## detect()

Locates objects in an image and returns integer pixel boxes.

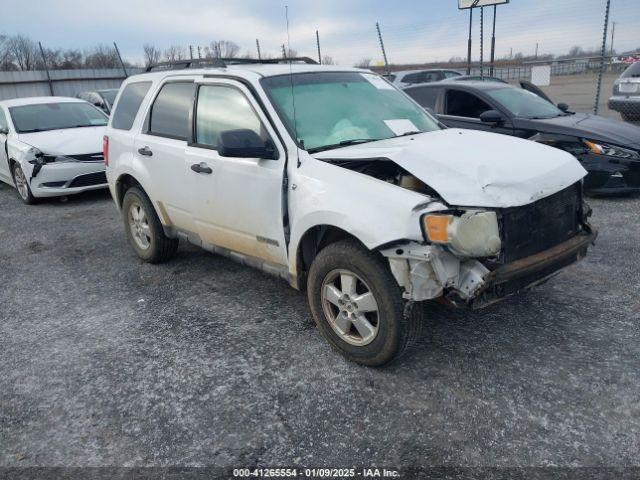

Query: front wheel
[11,163,36,205]
[122,186,178,263]
[307,240,422,366]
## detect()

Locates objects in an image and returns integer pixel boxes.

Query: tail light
[103,135,109,166]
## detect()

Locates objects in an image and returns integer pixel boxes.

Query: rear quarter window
[111,81,152,130]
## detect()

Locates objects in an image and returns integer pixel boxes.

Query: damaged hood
[17,126,106,156]
[313,129,586,208]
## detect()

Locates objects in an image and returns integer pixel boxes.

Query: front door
[185,80,288,267]
[440,88,514,136]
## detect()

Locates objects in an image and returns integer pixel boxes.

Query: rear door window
[111,81,152,130]
[445,89,492,118]
[148,82,196,140]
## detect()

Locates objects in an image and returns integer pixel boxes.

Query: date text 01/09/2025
[232,467,401,477]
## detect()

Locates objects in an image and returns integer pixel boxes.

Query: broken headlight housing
[584,140,640,160]
[422,211,502,258]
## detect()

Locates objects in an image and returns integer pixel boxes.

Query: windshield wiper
[394,131,423,138]
[308,138,382,153]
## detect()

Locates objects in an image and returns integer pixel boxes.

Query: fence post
[479,7,484,78]
[256,39,262,60]
[376,22,391,76]
[316,30,322,64]
[594,0,611,115]
[113,42,128,78]
[466,8,473,75]
[37,42,54,96]
[490,5,497,76]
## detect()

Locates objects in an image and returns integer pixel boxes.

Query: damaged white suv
[105,62,596,366]
[0,97,108,204]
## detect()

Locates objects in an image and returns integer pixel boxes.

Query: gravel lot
[0,182,639,475]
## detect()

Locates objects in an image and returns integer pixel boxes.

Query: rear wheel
[11,163,36,205]
[307,239,422,366]
[122,186,178,263]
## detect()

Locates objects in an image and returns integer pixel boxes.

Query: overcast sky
[3,0,639,65]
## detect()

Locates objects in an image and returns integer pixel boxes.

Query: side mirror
[480,110,505,126]
[557,102,569,112]
[217,129,277,160]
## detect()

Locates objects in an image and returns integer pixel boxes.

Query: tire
[307,239,422,367]
[122,186,178,263]
[11,163,36,205]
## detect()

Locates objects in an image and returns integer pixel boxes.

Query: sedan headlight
[422,211,501,257]
[584,140,639,160]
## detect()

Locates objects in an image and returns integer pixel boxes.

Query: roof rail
[145,57,318,72]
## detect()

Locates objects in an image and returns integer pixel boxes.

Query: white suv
[104,61,596,366]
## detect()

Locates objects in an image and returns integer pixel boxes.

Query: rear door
[134,79,197,231]
[440,87,514,135]
[184,79,288,266]
[0,106,10,182]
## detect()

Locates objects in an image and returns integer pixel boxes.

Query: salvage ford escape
[104,59,596,366]
[0,97,108,204]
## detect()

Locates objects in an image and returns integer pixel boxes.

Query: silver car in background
[609,62,640,122]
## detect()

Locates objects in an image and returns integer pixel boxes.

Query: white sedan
[0,96,109,204]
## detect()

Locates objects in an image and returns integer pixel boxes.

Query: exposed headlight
[584,140,639,160]
[422,211,501,257]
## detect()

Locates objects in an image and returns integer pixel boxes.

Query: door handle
[191,162,212,174]
[138,146,153,157]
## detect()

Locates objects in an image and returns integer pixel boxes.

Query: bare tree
[354,58,371,68]
[205,40,240,59]
[7,35,38,70]
[164,45,186,62]
[143,43,162,67]
[60,49,83,69]
[84,45,119,68]
[321,55,335,65]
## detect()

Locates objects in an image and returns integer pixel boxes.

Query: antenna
[285,5,301,166]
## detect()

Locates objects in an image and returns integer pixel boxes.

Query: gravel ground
[0,182,639,475]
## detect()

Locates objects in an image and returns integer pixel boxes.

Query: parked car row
[1,59,638,367]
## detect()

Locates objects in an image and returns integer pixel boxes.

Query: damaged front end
[382,182,597,309]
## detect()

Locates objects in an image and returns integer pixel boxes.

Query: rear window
[621,62,640,78]
[111,81,152,130]
[405,86,441,110]
[148,82,195,140]
[9,103,108,133]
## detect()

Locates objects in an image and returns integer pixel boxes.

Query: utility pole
[595,0,611,114]
[610,22,616,55]
[376,22,390,76]
[282,44,287,59]
[38,41,54,96]
[316,30,322,64]
[113,42,128,78]
[256,39,262,60]
[489,4,497,76]
[466,8,473,75]
[535,42,539,59]
[189,45,194,60]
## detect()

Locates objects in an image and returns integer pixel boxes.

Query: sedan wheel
[12,164,36,204]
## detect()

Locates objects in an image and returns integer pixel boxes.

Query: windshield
[9,102,108,133]
[261,72,440,152]
[99,90,118,105]
[485,87,563,119]
[621,62,640,78]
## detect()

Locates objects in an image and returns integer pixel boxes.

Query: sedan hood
[313,129,586,208]
[17,126,106,155]
[534,113,640,149]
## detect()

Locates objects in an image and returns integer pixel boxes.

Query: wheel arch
[292,224,368,291]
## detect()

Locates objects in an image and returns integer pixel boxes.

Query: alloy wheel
[128,202,152,250]
[320,268,380,346]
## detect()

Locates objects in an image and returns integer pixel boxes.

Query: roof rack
[145,57,318,72]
